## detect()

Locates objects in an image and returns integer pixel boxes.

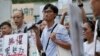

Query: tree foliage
[12,0,57,4]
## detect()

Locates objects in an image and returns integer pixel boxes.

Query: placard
[3,33,28,56]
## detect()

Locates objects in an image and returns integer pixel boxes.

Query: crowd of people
[0,0,100,56]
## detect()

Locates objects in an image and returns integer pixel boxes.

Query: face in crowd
[83,21,94,40]
[12,10,24,28]
[1,22,12,35]
[42,4,58,22]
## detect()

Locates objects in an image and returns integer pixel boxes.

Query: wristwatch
[78,3,83,7]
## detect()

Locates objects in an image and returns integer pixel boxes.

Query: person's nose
[14,17,18,21]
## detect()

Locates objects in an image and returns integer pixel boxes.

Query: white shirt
[14,22,27,33]
[84,40,100,56]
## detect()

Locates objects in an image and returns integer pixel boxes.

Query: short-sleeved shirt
[41,22,71,56]
[84,40,100,56]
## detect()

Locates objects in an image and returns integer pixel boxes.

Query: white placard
[3,33,28,56]
[28,31,40,56]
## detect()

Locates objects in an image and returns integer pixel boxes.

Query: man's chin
[15,24,19,27]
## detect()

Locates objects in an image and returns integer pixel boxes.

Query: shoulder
[57,23,64,28]
[56,24,68,34]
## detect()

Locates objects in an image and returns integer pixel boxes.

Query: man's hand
[50,32,71,49]
[62,12,67,16]
[32,25,40,36]
[50,32,57,42]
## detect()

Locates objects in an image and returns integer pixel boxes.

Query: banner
[3,33,28,56]
[28,31,40,56]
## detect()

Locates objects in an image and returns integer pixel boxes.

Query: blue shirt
[41,22,71,56]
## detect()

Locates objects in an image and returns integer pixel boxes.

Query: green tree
[12,0,57,4]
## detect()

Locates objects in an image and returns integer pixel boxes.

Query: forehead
[44,7,53,11]
[13,11,22,16]
[2,25,10,28]
[83,23,90,28]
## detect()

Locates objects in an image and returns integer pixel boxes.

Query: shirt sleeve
[56,25,71,44]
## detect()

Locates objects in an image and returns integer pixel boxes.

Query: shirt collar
[47,22,57,32]
[18,22,26,30]
[17,22,27,33]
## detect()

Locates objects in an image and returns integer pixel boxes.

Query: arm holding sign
[60,12,67,25]
[32,25,43,52]
[78,0,87,23]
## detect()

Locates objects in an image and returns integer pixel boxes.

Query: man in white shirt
[36,3,71,56]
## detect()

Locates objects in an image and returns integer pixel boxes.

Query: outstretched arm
[60,12,67,25]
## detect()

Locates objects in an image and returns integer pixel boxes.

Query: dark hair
[1,21,12,28]
[0,24,1,29]
[43,3,58,15]
[86,21,95,32]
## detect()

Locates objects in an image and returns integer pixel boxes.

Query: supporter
[0,21,12,36]
[83,21,100,56]
[12,10,27,33]
[35,3,71,56]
